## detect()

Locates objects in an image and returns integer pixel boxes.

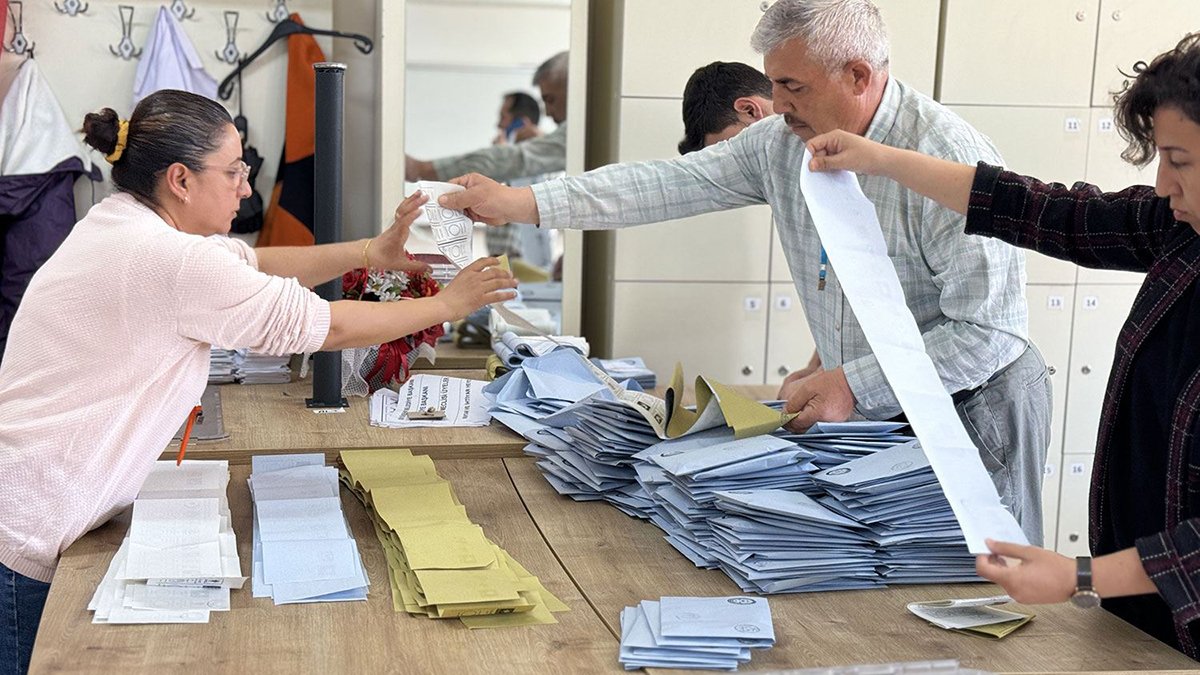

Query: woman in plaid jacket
[805,33,1200,658]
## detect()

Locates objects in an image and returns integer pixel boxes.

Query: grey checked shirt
[434,123,567,183]
[532,78,1029,419]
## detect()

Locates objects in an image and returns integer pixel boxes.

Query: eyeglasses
[202,160,251,185]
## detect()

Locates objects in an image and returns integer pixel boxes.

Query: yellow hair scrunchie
[105,120,130,164]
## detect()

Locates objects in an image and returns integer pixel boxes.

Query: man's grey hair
[751,0,889,72]
[533,51,569,86]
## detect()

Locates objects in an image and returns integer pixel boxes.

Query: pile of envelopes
[488,352,987,592]
[249,454,370,604]
[89,460,244,624]
[337,448,569,627]
[619,596,775,671]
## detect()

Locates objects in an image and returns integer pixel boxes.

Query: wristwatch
[1070,556,1102,608]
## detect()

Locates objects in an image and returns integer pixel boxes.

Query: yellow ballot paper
[337,449,570,627]
[665,363,796,439]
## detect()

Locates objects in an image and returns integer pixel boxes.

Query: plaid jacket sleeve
[1136,520,1200,628]
[965,163,1177,273]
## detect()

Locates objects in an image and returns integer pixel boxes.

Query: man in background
[406,51,568,183]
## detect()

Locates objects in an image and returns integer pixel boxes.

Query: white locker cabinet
[1026,284,1076,457]
[613,98,774,283]
[620,0,768,98]
[609,282,769,385]
[1062,284,1141,456]
[1092,0,1200,107]
[874,0,941,96]
[770,226,793,283]
[1042,452,1064,548]
[765,283,817,386]
[948,105,1090,284]
[940,0,1100,107]
[1056,453,1095,556]
[1084,107,1159,193]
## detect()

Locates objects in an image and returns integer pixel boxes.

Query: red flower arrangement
[341,254,445,392]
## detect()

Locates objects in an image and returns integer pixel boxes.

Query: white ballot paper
[370,373,491,428]
[414,180,474,269]
[908,595,1026,630]
[798,149,1026,552]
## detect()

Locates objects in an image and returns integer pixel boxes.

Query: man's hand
[441,173,540,225]
[512,119,543,142]
[368,191,433,275]
[405,154,435,182]
[976,539,1075,605]
[782,367,856,432]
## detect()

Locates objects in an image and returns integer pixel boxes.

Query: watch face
[1071,590,1102,609]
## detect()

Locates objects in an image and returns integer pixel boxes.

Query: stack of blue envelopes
[249,454,370,604]
[486,350,663,517]
[814,440,979,584]
[591,356,658,389]
[632,430,821,570]
[773,419,914,468]
[619,596,775,671]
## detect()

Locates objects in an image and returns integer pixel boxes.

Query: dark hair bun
[82,108,121,156]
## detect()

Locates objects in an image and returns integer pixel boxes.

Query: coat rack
[54,0,88,17]
[4,1,34,58]
[169,0,195,21]
[215,11,241,64]
[109,5,143,60]
[266,0,289,24]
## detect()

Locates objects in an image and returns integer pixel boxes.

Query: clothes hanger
[217,17,372,100]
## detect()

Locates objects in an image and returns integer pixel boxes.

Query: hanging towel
[0,59,96,362]
[256,14,325,248]
[132,6,218,108]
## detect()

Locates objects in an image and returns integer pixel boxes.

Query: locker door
[1062,285,1140,455]
[873,0,941,96]
[621,0,768,98]
[614,98,773,282]
[948,105,1089,284]
[765,283,817,387]
[1043,451,1063,548]
[1092,0,1200,106]
[1056,453,1095,556]
[1026,285,1076,458]
[610,281,769,385]
[940,0,1100,106]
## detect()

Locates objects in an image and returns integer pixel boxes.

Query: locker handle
[1048,365,1057,376]
[1075,10,1086,21]
[742,366,754,376]
[777,366,789,377]
[1081,365,1092,375]
[1069,533,1080,542]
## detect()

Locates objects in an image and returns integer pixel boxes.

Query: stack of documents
[369,374,491,428]
[814,440,979,584]
[492,330,589,368]
[591,356,657,389]
[249,454,369,604]
[633,431,821,570]
[208,348,238,384]
[488,305,559,337]
[89,460,245,624]
[907,595,1033,639]
[337,448,569,627]
[619,596,775,671]
[237,351,292,384]
[773,418,914,469]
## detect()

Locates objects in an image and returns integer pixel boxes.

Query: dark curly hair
[81,90,233,207]
[1113,32,1200,167]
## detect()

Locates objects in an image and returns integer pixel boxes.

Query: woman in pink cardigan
[0,89,515,673]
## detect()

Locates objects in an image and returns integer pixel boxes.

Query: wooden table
[505,457,1200,674]
[29,461,620,675]
[161,372,527,465]
[412,343,493,370]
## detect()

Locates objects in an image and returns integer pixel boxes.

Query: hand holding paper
[441,173,540,225]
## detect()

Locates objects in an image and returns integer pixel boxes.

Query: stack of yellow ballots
[338,448,568,628]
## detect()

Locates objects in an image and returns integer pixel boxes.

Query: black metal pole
[307,62,349,409]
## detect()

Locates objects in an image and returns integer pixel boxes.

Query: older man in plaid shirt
[443,0,1053,545]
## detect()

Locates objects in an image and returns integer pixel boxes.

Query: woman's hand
[369,191,433,275]
[976,538,1076,604]
[436,257,518,320]
[806,130,892,176]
